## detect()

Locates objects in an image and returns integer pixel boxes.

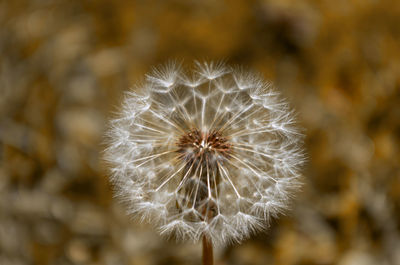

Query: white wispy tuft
[105,61,305,246]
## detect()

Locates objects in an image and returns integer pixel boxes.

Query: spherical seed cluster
[105,61,305,245]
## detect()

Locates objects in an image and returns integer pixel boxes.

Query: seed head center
[177,129,232,163]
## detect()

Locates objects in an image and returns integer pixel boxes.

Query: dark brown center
[176,129,232,164]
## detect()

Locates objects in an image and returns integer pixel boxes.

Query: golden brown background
[1,0,400,264]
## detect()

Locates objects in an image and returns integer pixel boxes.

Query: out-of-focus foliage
[0,0,399,265]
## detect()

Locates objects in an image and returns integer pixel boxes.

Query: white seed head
[105,61,305,245]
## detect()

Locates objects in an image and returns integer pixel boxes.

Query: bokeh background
[1,0,400,264]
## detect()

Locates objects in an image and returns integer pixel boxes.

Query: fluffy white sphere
[105,61,305,245]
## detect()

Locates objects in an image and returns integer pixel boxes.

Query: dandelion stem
[202,234,214,265]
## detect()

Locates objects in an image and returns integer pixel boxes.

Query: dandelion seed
[105,61,305,263]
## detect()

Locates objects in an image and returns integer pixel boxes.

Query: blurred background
[1,0,400,264]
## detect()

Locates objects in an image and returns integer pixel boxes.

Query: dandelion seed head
[105,61,305,245]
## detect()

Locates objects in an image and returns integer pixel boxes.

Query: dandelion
[105,61,305,264]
